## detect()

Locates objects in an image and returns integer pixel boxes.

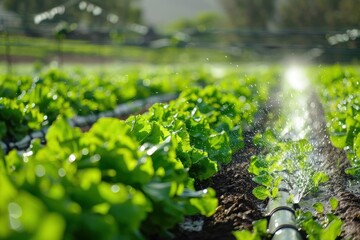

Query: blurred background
[0,0,359,65]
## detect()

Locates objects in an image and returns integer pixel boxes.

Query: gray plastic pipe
[265,191,303,240]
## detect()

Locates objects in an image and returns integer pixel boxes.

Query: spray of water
[279,64,319,203]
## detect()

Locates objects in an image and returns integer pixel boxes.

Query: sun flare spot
[285,65,309,91]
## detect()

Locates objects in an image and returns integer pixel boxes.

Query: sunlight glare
[285,65,309,91]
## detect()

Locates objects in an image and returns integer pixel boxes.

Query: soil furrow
[309,92,360,240]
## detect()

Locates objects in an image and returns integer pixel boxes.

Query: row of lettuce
[0,67,275,239]
[0,66,216,143]
[315,66,360,178]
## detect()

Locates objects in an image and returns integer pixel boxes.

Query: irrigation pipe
[1,93,178,153]
[265,190,303,240]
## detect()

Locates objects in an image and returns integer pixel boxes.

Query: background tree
[219,0,360,30]
[3,0,58,33]
[219,0,276,29]
[277,0,360,29]
[2,0,142,34]
[169,12,221,32]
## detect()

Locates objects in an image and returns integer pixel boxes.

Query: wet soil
[308,92,360,240]
[174,146,264,240]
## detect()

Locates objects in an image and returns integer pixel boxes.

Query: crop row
[0,67,275,239]
[315,66,360,178]
[1,93,178,154]
[0,66,216,143]
[234,68,345,239]
[240,129,342,239]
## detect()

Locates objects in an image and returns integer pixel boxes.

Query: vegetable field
[1,64,360,240]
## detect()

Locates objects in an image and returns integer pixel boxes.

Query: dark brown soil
[174,148,264,240]
[313,135,360,240]
[320,140,360,240]
[309,92,360,240]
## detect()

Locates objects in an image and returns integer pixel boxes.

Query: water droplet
[68,154,76,163]
[147,146,158,155]
[90,154,101,163]
[23,151,33,158]
[8,202,22,218]
[8,202,22,230]
[58,168,66,177]
[35,165,46,177]
[111,185,120,193]
[81,148,89,155]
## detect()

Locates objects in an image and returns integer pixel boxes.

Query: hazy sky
[140,0,223,27]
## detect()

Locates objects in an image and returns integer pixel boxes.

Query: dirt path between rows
[173,144,264,240]
[309,92,360,240]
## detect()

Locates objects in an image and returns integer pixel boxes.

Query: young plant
[296,197,343,240]
[233,219,268,240]
[249,129,325,201]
